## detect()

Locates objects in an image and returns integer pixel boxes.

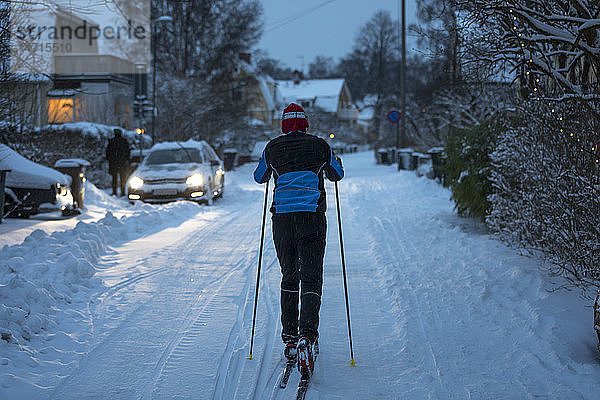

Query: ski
[279,360,296,389]
[296,376,310,400]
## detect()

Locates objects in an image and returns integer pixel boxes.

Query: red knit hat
[281,103,309,133]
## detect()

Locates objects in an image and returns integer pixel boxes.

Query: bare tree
[457,0,600,103]
[413,0,462,85]
[254,51,294,80]
[152,0,263,143]
[308,55,335,79]
[338,10,399,143]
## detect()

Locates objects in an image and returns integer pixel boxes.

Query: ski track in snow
[2,152,600,399]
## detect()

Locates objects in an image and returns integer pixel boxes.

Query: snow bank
[0,199,201,396]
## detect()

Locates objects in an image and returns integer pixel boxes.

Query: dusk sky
[258,0,420,72]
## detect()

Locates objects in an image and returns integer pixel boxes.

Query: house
[46,8,138,128]
[275,77,359,126]
[4,6,143,129]
[48,55,136,128]
[230,53,282,132]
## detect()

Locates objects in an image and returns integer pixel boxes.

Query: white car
[127,140,224,205]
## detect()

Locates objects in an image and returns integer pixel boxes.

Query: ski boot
[284,341,298,362]
[297,337,314,378]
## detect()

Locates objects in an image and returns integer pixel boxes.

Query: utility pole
[151,16,173,144]
[395,0,400,163]
[398,0,407,171]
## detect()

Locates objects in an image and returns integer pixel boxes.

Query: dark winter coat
[105,134,131,174]
[253,131,344,213]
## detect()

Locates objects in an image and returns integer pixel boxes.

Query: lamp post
[152,15,173,144]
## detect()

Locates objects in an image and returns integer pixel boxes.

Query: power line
[265,0,337,33]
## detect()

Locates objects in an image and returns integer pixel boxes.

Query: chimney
[239,52,251,64]
[293,69,303,85]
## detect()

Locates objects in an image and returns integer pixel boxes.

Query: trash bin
[428,147,446,183]
[377,148,389,165]
[388,147,398,164]
[410,152,419,170]
[0,169,10,224]
[54,159,90,209]
[397,148,413,170]
[223,149,237,171]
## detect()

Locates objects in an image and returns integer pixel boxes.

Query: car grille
[145,178,187,185]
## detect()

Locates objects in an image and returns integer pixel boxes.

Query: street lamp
[152,15,173,144]
[135,128,145,159]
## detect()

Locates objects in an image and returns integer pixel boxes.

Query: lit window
[47,98,74,123]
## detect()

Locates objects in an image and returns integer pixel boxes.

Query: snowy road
[3,152,600,399]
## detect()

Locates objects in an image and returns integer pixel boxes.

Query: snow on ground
[0,185,204,397]
[1,151,600,399]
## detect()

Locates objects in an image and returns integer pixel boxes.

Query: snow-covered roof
[358,106,374,120]
[276,79,345,113]
[256,75,277,112]
[0,144,71,189]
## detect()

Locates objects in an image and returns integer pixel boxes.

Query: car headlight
[186,174,204,186]
[129,176,144,190]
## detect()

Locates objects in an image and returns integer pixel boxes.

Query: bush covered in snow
[444,121,500,221]
[0,123,148,188]
[487,101,600,286]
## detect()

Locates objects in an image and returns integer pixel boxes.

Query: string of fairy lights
[506,1,599,165]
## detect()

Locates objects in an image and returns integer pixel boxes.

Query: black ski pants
[272,212,326,344]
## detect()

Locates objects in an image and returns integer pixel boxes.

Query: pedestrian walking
[253,103,344,378]
[105,128,131,196]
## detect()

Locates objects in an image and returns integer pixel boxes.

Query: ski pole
[248,179,269,360]
[335,180,356,366]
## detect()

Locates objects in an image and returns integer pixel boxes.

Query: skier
[105,128,131,196]
[253,103,344,378]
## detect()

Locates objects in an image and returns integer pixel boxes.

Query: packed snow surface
[0,152,599,399]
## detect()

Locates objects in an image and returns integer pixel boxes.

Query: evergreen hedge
[444,121,500,221]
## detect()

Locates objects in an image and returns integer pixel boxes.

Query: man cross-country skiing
[253,103,344,378]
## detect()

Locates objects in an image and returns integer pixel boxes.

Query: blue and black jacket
[253,132,344,213]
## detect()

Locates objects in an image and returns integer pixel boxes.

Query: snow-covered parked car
[127,140,224,205]
[0,144,77,218]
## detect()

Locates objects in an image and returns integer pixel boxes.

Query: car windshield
[145,148,202,165]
